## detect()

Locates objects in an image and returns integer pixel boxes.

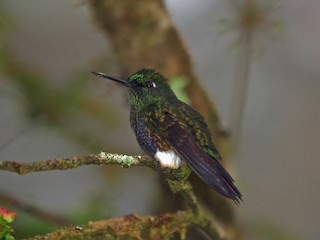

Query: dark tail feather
[165,120,242,203]
[175,140,242,203]
[216,162,243,204]
[189,154,242,204]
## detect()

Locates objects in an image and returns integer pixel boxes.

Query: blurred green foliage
[12,194,112,239]
[169,76,190,104]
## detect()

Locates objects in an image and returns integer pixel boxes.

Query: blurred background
[1,0,320,239]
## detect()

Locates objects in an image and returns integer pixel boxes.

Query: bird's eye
[146,82,156,88]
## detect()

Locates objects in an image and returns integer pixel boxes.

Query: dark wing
[154,105,242,203]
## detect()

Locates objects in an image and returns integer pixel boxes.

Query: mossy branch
[23,211,221,240]
[0,154,222,239]
[0,152,157,175]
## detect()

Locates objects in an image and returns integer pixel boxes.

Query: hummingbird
[93,69,242,203]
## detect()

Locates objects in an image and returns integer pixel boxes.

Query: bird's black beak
[92,71,130,87]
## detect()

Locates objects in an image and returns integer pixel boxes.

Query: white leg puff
[155,150,181,169]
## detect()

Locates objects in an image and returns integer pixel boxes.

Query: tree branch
[1,154,222,239]
[23,211,221,240]
[0,152,158,175]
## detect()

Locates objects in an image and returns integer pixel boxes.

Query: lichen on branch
[0,152,157,175]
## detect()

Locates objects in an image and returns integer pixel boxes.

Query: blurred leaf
[13,211,58,239]
[13,194,112,238]
[169,76,190,104]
